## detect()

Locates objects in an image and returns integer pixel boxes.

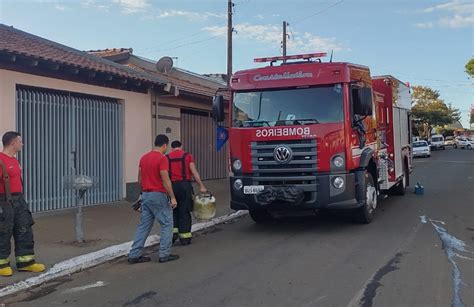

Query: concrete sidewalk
[0,178,232,288]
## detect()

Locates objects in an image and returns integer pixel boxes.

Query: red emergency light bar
[254,52,327,63]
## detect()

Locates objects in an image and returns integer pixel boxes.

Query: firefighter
[128,134,179,264]
[168,140,207,245]
[0,131,45,277]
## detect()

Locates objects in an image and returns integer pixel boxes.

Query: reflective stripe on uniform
[179,232,192,239]
[0,258,10,265]
[16,255,35,263]
[173,228,179,234]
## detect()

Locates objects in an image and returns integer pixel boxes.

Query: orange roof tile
[0,24,164,84]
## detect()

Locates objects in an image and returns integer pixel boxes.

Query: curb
[0,210,248,298]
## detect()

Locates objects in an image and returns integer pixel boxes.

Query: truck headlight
[332,155,345,168]
[233,159,242,171]
[332,176,345,189]
[233,179,243,190]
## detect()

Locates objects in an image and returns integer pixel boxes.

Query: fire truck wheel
[249,209,274,224]
[355,172,377,224]
[394,166,408,196]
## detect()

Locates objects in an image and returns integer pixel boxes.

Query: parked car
[453,137,474,149]
[412,140,431,157]
[430,134,445,150]
[444,136,455,146]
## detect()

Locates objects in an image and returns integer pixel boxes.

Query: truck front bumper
[230,172,363,211]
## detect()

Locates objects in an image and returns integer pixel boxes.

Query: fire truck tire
[392,161,408,196]
[249,209,274,224]
[354,172,377,224]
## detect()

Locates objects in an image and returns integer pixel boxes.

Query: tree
[447,103,461,122]
[466,58,474,78]
[411,86,461,137]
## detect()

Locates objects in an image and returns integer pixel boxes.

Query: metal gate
[180,109,228,180]
[16,86,123,212]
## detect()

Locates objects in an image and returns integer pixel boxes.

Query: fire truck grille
[250,139,317,194]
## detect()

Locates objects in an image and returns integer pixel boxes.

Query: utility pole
[282,21,288,62]
[227,0,234,86]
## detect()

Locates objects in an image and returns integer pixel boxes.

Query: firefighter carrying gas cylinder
[167,140,207,245]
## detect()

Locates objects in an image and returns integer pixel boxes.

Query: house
[0,25,230,212]
[88,49,229,184]
[0,24,168,212]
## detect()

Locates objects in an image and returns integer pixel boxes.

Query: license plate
[243,185,265,194]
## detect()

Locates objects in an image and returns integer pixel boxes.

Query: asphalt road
[3,147,474,307]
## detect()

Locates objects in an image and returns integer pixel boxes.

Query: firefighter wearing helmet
[167,140,207,245]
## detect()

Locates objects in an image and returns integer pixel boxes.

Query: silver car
[412,141,431,158]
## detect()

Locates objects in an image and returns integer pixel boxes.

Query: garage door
[180,109,228,180]
[16,86,123,212]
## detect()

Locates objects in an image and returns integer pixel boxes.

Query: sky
[1,0,473,127]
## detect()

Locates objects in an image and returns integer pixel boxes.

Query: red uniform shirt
[168,149,194,182]
[0,152,23,194]
[139,151,169,193]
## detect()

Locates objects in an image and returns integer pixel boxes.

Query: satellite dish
[156,56,174,73]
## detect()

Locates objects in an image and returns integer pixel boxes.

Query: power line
[146,30,208,50]
[429,84,474,88]
[374,66,472,84]
[152,35,222,52]
[291,0,344,25]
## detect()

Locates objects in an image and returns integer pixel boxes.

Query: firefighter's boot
[0,259,12,277]
[179,233,192,246]
[0,266,13,277]
[16,255,46,273]
[17,263,45,273]
[173,228,179,243]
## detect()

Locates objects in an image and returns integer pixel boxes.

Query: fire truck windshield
[232,84,343,127]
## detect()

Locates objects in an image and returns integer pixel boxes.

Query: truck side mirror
[352,87,373,116]
[212,95,225,122]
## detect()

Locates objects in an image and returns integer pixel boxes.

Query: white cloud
[203,23,343,53]
[423,0,474,14]
[156,9,225,20]
[81,0,147,14]
[255,14,264,20]
[414,22,434,29]
[31,0,69,10]
[81,0,111,11]
[205,12,227,19]
[419,0,473,29]
[202,25,227,37]
[290,32,342,53]
[112,0,149,14]
[439,14,474,28]
[79,1,225,18]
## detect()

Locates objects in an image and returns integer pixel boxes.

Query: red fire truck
[213,53,412,223]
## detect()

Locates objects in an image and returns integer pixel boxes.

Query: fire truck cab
[213,53,412,224]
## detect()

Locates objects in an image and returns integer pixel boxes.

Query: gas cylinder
[414,182,424,195]
[193,192,216,220]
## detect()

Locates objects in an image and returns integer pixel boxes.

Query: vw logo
[273,145,293,164]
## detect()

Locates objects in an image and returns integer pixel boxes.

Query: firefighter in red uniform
[168,140,207,245]
[0,131,45,277]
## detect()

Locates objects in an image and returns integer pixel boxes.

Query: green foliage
[437,127,455,137]
[411,86,461,137]
[466,58,474,78]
